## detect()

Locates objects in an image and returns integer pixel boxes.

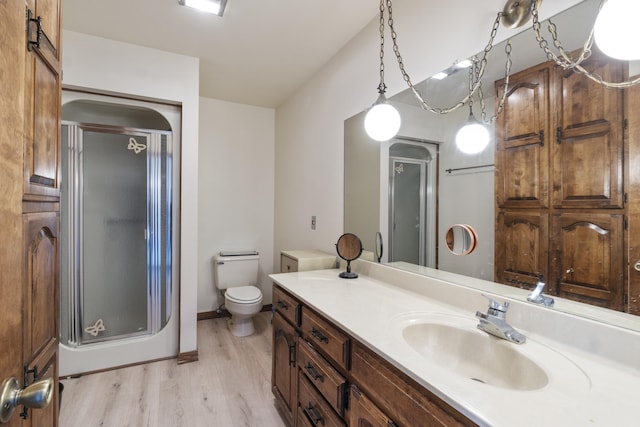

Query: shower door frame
[62,122,173,346]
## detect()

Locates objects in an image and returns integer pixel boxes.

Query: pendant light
[593,0,640,61]
[364,0,401,142]
[455,64,489,154]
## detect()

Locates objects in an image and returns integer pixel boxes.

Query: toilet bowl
[224,285,263,336]
[213,252,264,337]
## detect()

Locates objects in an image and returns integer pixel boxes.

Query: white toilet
[213,251,264,337]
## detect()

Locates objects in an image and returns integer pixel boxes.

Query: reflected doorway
[388,141,438,267]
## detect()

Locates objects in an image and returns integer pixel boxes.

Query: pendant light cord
[377,0,387,95]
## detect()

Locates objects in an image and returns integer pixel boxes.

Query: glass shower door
[389,159,425,265]
[81,131,148,342]
[61,123,172,346]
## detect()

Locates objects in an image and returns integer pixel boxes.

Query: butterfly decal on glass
[128,137,147,154]
[85,318,106,337]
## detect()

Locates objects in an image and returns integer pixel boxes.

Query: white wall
[62,30,200,355]
[198,97,275,312]
[274,0,582,268]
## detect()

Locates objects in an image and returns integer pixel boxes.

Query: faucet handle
[482,294,509,313]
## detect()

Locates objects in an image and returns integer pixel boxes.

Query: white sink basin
[391,312,590,392]
[403,322,547,390]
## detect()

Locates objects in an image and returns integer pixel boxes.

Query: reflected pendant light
[594,0,640,60]
[455,63,489,154]
[455,113,490,154]
[364,0,401,142]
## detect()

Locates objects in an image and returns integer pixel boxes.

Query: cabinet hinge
[556,127,562,144]
[539,130,544,146]
[624,294,629,305]
[624,193,628,204]
[624,219,628,230]
[624,118,629,130]
[26,8,42,52]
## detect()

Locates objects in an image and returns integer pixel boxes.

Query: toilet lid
[226,286,262,303]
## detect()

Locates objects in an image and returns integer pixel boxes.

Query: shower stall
[59,92,180,376]
[387,140,438,267]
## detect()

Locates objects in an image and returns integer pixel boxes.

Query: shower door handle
[0,377,53,423]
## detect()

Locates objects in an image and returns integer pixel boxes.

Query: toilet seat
[225,286,262,304]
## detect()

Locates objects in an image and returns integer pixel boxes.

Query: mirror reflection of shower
[387,140,438,267]
[60,99,174,346]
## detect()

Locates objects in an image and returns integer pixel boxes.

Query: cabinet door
[272,312,297,426]
[24,0,62,199]
[349,385,397,427]
[551,212,624,309]
[553,54,624,209]
[22,211,60,426]
[495,63,550,209]
[495,210,549,290]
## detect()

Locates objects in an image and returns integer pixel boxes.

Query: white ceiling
[62,0,377,108]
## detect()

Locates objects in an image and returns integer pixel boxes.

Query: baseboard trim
[197,304,273,321]
[177,350,198,365]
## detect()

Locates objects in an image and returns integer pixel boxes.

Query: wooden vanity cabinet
[271,284,477,427]
[272,307,299,426]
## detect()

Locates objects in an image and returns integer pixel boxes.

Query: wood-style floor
[59,312,285,427]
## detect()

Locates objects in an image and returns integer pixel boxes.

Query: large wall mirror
[344,0,640,331]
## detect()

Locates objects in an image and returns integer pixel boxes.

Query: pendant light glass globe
[594,0,640,60]
[364,96,401,142]
[455,114,490,154]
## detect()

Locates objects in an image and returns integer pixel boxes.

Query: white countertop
[270,266,640,427]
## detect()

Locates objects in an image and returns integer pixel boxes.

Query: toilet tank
[213,251,260,290]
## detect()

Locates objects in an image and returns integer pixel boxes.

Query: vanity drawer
[273,285,300,326]
[298,373,346,427]
[300,308,350,370]
[296,406,314,427]
[298,339,347,416]
[280,253,299,273]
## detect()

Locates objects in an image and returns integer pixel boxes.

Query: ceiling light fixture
[364,0,401,142]
[179,0,227,16]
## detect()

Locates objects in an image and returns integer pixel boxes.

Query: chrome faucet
[527,278,554,307]
[475,295,526,344]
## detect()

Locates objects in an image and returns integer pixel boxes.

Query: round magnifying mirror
[336,233,363,279]
[374,231,383,263]
[445,224,478,256]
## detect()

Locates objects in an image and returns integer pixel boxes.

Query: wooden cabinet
[280,250,337,273]
[495,62,551,209]
[271,284,475,427]
[272,311,298,427]
[495,210,549,290]
[1,0,61,425]
[495,51,628,311]
[551,212,624,309]
[553,55,624,209]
